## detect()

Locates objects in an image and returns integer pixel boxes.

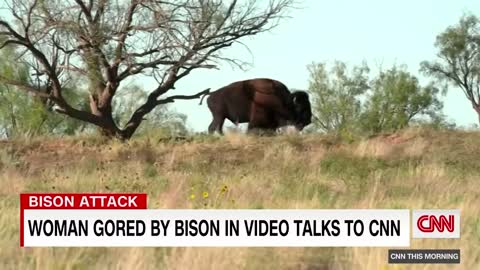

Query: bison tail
[199,91,211,105]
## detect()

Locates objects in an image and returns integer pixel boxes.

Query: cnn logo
[412,210,460,238]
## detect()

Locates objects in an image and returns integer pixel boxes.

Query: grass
[0,128,479,269]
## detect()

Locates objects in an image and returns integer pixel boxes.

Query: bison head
[291,91,312,131]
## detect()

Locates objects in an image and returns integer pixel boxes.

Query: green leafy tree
[308,61,446,136]
[0,48,89,138]
[308,61,370,133]
[360,66,444,134]
[421,14,480,125]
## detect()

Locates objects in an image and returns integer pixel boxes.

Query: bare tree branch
[0,75,49,98]
[155,88,210,105]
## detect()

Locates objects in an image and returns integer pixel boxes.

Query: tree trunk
[120,98,158,140]
[471,101,480,126]
[89,92,123,139]
[476,106,480,126]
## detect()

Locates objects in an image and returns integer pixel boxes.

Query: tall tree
[421,14,480,125]
[0,0,292,139]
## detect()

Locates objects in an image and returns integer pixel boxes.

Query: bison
[202,78,312,134]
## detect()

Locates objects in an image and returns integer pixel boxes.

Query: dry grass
[0,128,479,269]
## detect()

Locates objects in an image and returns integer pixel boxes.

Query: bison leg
[247,103,276,134]
[206,94,227,135]
[208,117,225,134]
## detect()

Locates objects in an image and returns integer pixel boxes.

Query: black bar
[388,249,460,264]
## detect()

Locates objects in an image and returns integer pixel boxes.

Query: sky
[166,0,480,132]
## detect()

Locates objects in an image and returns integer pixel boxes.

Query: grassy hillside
[1,128,479,269]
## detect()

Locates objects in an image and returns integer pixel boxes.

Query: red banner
[20,193,147,210]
